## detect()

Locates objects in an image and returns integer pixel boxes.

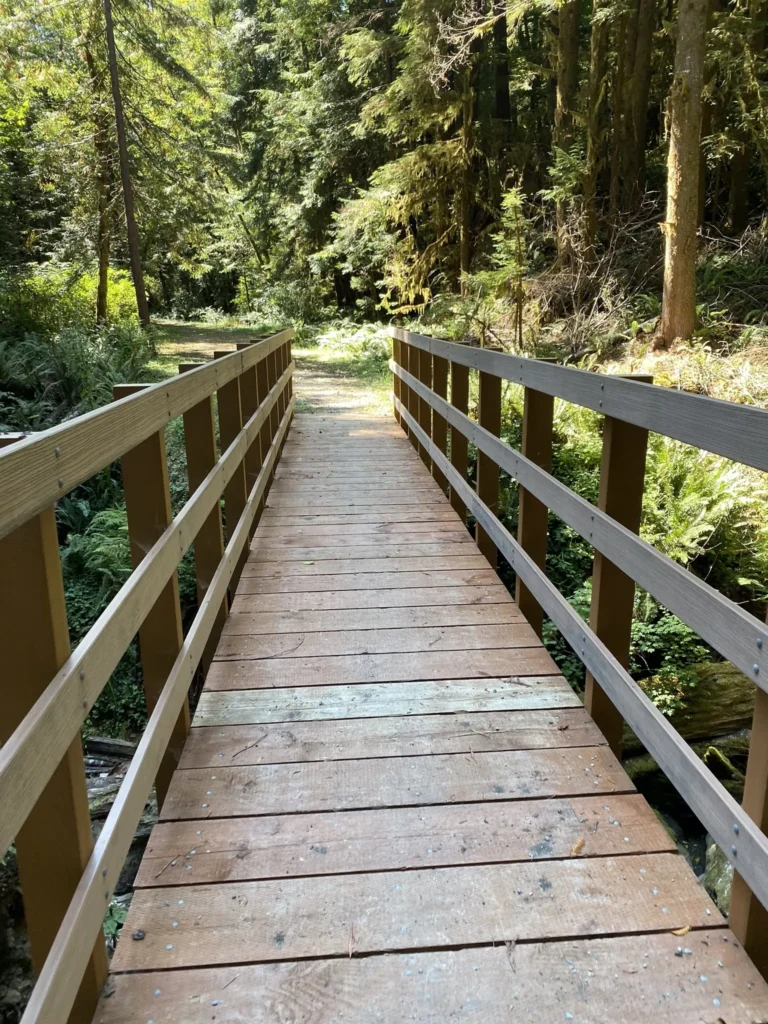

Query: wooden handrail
[390,359,768,688]
[0,328,292,541]
[390,327,768,473]
[390,330,768,973]
[21,394,295,1024]
[0,359,293,858]
[394,392,768,916]
[0,329,294,1021]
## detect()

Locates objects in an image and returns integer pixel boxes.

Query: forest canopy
[1,0,767,347]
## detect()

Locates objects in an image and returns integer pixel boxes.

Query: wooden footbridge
[2,328,768,1022]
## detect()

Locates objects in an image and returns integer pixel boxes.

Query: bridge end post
[731,627,768,979]
[0,465,108,1022]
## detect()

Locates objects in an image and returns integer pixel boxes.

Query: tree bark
[584,0,609,257]
[493,10,511,191]
[103,0,150,327]
[608,13,628,222]
[84,42,113,323]
[657,0,709,347]
[625,0,656,208]
[554,0,579,263]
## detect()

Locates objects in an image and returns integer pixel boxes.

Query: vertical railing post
[402,341,417,452]
[235,343,263,495]
[213,352,249,586]
[254,344,274,504]
[449,355,469,523]
[392,335,402,427]
[0,437,108,1023]
[583,375,651,757]
[415,343,432,470]
[286,332,294,406]
[113,384,189,807]
[515,385,554,637]
[431,352,449,495]
[731,623,768,978]
[476,361,502,566]
[179,364,229,679]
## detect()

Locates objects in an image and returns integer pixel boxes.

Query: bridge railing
[0,329,294,1023]
[390,325,768,976]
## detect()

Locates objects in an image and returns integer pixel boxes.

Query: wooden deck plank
[213,623,543,661]
[95,933,768,1024]
[236,567,500,593]
[260,509,461,524]
[194,676,580,726]
[135,793,674,888]
[246,540,476,563]
[159,746,631,820]
[230,584,512,613]
[222,603,519,636]
[112,854,718,972]
[179,707,603,768]
[204,648,561,689]
[241,555,492,576]
[254,520,468,539]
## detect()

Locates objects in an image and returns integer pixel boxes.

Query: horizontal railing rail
[389,326,768,976]
[391,327,768,472]
[0,329,294,1023]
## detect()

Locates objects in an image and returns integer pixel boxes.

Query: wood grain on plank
[97,932,768,1024]
[246,541,475,564]
[267,492,446,509]
[160,746,631,820]
[205,647,560,689]
[179,707,603,768]
[254,521,468,540]
[236,568,500,594]
[113,854,717,972]
[262,506,455,523]
[230,584,512,614]
[214,622,541,661]
[194,675,579,726]
[222,602,519,636]
[240,555,490,577]
[135,793,674,888]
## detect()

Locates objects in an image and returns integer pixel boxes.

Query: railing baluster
[235,345,263,495]
[213,352,249,586]
[516,386,554,637]
[449,357,469,522]
[0,453,107,1022]
[179,364,228,680]
[731,637,768,978]
[113,384,189,807]
[392,335,403,427]
[476,363,502,566]
[415,346,432,469]
[431,353,449,495]
[584,381,651,757]
[403,341,416,450]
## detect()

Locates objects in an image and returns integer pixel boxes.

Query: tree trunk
[84,41,113,323]
[657,0,709,347]
[584,0,609,257]
[728,143,750,233]
[554,0,579,263]
[493,10,511,193]
[625,0,656,208]
[608,13,627,222]
[103,0,150,327]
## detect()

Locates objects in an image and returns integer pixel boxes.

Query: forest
[1,0,768,963]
